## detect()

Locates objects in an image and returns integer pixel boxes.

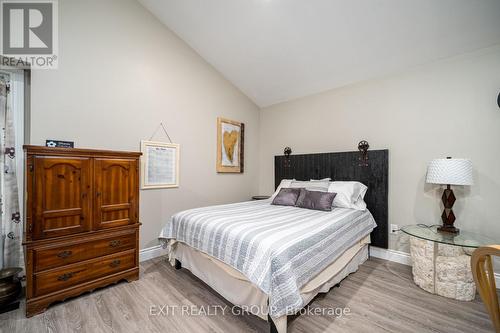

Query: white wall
[29,0,500,253]
[259,45,500,252]
[30,0,260,249]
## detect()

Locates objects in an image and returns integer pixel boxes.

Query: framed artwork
[141,140,180,189]
[216,117,244,173]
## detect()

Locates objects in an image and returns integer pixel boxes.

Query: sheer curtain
[0,78,23,270]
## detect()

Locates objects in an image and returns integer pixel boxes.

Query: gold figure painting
[217,117,244,173]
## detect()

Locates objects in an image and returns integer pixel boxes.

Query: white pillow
[289,180,330,192]
[351,198,367,211]
[271,179,294,199]
[328,181,368,210]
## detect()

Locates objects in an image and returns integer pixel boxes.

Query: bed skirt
[167,235,370,333]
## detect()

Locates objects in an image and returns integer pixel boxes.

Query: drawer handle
[109,240,122,248]
[109,260,121,268]
[57,250,72,259]
[57,272,75,281]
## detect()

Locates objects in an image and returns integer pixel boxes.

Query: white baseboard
[139,245,168,262]
[370,246,500,289]
[370,246,411,266]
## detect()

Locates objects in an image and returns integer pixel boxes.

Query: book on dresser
[23,145,141,317]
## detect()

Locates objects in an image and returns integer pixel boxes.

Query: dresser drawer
[34,249,136,297]
[33,232,136,272]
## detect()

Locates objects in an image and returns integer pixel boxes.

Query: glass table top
[400,225,497,248]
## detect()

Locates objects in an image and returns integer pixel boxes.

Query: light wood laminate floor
[0,257,495,333]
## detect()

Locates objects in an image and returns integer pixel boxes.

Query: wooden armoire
[23,146,141,317]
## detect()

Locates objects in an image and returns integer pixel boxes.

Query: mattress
[159,199,377,317]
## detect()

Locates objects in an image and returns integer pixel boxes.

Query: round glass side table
[401,225,497,301]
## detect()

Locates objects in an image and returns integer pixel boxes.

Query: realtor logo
[1,0,58,69]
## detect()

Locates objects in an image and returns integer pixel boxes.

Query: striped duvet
[159,200,376,317]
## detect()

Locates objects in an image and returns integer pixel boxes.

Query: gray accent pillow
[271,188,301,207]
[295,189,337,211]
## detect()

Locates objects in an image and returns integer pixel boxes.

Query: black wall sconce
[497,91,500,108]
[358,140,369,167]
[283,147,292,168]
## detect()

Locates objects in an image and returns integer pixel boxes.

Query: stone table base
[409,237,475,301]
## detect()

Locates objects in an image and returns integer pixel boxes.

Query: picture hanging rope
[149,122,173,143]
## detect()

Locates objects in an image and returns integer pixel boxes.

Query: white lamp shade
[426,158,473,186]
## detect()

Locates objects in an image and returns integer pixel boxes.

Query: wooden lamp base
[438,185,459,234]
[438,225,459,234]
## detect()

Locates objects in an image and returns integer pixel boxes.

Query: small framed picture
[216,117,244,173]
[141,140,180,189]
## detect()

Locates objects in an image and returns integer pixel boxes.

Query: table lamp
[426,157,473,234]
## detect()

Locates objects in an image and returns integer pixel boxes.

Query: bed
[159,149,388,333]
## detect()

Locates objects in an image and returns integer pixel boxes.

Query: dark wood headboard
[274,149,388,249]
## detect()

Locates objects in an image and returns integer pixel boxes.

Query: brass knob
[109,260,121,268]
[109,240,122,248]
[57,250,72,259]
[57,272,74,281]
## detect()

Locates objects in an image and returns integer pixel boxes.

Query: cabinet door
[33,157,92,239]
[94,159,138,230]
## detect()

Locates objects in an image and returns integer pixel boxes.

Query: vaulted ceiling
[139,0,500,107]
